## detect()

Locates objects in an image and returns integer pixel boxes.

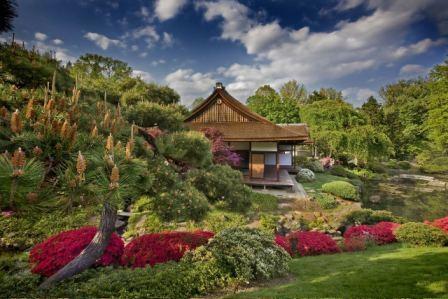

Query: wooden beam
[276,143,280,181]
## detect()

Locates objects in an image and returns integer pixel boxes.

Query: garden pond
[362,174,448,221]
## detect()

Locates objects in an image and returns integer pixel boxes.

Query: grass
[228,244,448,298]
[301,173,351,192]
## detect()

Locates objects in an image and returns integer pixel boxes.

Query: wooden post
[276,143,280,181]
[249,142,252,178]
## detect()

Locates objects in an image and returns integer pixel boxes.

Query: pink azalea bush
[275,231,340,257]
[343,221,399,251]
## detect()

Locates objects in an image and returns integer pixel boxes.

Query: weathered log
[39,201,117,289]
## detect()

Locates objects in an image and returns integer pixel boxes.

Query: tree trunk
[39,202,117,289]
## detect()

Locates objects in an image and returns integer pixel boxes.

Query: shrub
[302,159,324,173]
[397,161,411,170]
[313,192,339,209]
[125,102,185,132]
[426,216,448,233]
[322,181,358,201]
[201,128,241,167]
[156,131,212,168]
[285,231,340,256]
[201,210,248,233]
[386,160,398,168]
[250,192,278,213]
[151,182,210,222]
[342,209,406,228]
[259,213,280,234]
[344,222,399,247]
[351,168,376,180]
[296,168,315,182]
[420,156,448,174]
[274,235,292,255]
[187,165,252,212]
[29,226,124,277]
[366,161,387,173]
[121,231,214,268]
[329,165,350,177]
[183,228,290,285]
[395,222,448,247]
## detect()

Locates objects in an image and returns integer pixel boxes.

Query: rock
[369,195,381,203]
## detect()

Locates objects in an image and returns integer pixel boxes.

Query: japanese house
[185,82,311,186]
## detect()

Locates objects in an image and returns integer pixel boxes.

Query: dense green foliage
[125,102,186,131]
[395,222,448,247]
[321,181,358,201]
[313,193,339,209]
[342,209,406,228]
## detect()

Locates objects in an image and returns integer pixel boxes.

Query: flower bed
[121,230,214,268]
[275,231,340,256]
[29,226,124,277]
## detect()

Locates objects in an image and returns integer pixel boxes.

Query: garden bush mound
[183,228,290,285]
[121,231,214,268]
[301,159,324,173]
[395,222,448,247]
[296,168,315,182]
[425,216,448,233]
[29,226,124,277]
[276,231,340,256]
[342,208,406,228]
[313,193,339,209]
[322,181,358,201]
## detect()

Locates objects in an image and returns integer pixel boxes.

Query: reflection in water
[362,178,448,221]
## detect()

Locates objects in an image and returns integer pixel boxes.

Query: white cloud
[138,6,153,22]
[392,38,447,59]
[131,44,139,51]
[194,0,448,102]
[155,0,187,21]
[162,32,174,46]
[165,68,216,105]
[152,59,166,66]
[342,87,376,107]
[34,32,48,41]
[52,39,63,45]
[399,64,429,76]
[34,41,76,64]
[132,26,160,48]
[84,32,124,50]
[140,52,148,58]
[132,70,153,82]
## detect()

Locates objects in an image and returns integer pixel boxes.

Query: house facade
[185,82,311,182]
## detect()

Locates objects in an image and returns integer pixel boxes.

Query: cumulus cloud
[155,0,187,21]
[84,32,124,50]
[34,41,76,64]
[132,70,153,82]
[52,39,63,45]
[131,26,160,48]
[34,32,48,41]
[164,69,216,105]
[193,0,448,103]
[399,64,429,76]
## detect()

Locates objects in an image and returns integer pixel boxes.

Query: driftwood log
[39,202,117,289]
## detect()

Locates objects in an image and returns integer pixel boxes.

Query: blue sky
[2,0,448,106]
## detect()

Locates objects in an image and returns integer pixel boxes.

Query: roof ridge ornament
[215,82,224,89]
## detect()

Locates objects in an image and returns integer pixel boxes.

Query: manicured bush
[187,165,252,212]
[366,161,387,173]
[426,216,448,233]
[296,168,315,182]
[342,209,406,228]
[183,228,290,285]
[419,156,448,174]
[322,181,358,201]
[250,192,278,213]
[121,231,214,268]
[201,210,248,233]
[278,231,340,257]
[259,213,280,234]
[395,222,448,247]
[329,165,350,177]
[302,159,324,173]
[314,192,339,209]
[29,226,124,277]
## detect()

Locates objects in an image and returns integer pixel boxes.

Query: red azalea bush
[121,230,214,268]
[425,216,448,233]
[30,226,124,277]
[276,231,340,257]
[344,221,399,250]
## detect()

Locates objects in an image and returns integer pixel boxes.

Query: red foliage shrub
[426,216,448,233]
[29,226,124,277]
[278,231,340,257]
[274,235,292,255]
[344,236,368,252]
[201,128,241,167]
[121,230,214,268]
[343,221,399,249]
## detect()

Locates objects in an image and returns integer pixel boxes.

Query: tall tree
[308,87,344,103]
[280,80,307,103]
[0,0,17,33]
[359,96,384,127]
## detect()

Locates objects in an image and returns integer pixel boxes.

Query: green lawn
[301,173,351,192]
[228,244,448,298]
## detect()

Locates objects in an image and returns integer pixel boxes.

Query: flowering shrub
[29,226,124,277]
[425,216,448,233]
[343,221,399,249]
[201,128,241,167]
[277,231,340,257]
[121,231,214,268]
